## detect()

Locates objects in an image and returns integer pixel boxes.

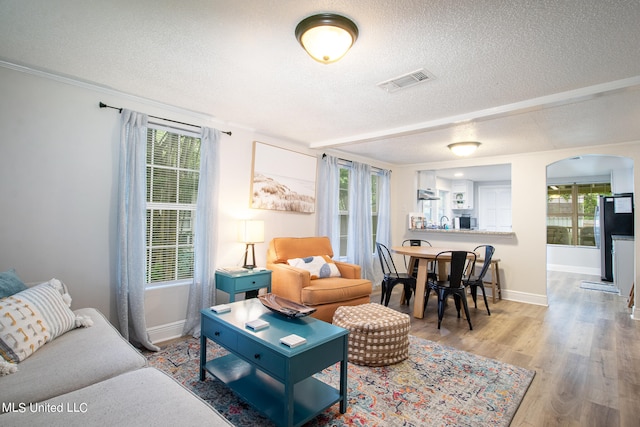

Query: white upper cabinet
[417,170,437,192]
[451,180,474,209]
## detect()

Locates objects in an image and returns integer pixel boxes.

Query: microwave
[458,217,478,229]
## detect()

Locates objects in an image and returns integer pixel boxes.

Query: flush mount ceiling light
[295,13,358,64]
[448,141,481,157]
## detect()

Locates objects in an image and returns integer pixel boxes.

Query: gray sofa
[0,307,232,426]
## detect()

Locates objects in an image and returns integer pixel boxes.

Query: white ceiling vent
[377,68,435,93]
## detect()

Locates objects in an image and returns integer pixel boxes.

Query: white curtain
[183,127,220,337]
[316,154,341,255]
[116,109,159,351]
[373,169,392,286]
[347,161,375,280]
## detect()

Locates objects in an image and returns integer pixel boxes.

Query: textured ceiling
[1,0,640,166]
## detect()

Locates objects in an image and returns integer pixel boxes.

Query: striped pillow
[0,283,78,363]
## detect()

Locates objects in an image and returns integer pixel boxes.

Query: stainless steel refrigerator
[595,194,634,282]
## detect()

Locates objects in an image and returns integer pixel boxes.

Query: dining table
[391,246,476,319]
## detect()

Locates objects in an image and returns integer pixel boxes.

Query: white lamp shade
[238,220,264,243]
[299,25,355,63]
[448,141,481,157]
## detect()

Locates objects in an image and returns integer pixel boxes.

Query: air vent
[377,68,435,93]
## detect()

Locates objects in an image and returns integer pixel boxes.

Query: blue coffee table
[200,299,348,427]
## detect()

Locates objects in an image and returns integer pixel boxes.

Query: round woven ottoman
[333,303,410,366]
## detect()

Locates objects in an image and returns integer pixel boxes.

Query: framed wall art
[250,141,317,213]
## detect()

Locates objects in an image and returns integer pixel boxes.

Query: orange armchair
[266,236,372,322]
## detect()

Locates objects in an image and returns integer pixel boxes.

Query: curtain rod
[322,153,390,173]
[99,102,232,136]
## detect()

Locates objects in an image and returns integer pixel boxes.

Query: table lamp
[238,220,264,269]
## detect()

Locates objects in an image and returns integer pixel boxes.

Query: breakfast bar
[408,228,516,237]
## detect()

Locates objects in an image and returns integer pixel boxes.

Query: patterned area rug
[145,336,534,427]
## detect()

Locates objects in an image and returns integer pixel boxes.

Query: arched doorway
[546,155,634,296]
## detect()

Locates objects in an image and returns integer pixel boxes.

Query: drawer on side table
[237,334,286,380]
[202,319,237,351]
[232,274,270,292]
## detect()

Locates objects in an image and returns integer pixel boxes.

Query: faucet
[440,216,449,229]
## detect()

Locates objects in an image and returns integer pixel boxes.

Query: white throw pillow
[0,283,89,366]
[287,255,341,279]
[41,278,72,307]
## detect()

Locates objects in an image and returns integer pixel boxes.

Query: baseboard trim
[147,320,186,344]
[547,264,600,276]
[501,289,548,306]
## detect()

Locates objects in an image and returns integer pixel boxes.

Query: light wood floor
[373,271,640,427]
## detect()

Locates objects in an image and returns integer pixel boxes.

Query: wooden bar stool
[476,257,502,303]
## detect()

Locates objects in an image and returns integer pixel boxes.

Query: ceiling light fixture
[295,13,358,64]
[448,141,481,157]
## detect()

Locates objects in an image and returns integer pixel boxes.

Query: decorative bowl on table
[258,293,317,318]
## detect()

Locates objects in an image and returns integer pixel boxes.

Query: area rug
[145,336,534,427]
[580,280,619,293]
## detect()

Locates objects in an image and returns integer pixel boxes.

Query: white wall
[547,245,600,276]
[391,144,640,307]
[0,67,119,319]
[0,66,317,341]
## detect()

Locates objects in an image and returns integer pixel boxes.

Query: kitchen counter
[408,228,515,237]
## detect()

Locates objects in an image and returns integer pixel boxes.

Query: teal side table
[215,269,271,302]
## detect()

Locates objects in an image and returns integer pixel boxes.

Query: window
[421,190,451,227]
[338,166,380,257]
[146,127,201,284]
[547,183,610,246]
[436,190,449,225]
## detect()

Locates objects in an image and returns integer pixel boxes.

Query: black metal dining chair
[425,250,476,330]
[401,239,432,273]
[463,245,495,315]
[400,239,431,304]
[401,239,438,305]
[376,242,417,306]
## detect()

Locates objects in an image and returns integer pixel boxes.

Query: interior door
[478,185,512,231]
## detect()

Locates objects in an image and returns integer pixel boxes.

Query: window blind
[145,127,201,284]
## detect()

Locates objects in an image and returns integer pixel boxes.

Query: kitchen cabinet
[417,170,438,194]
[451,180,474,209]
[612,236,634,298]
